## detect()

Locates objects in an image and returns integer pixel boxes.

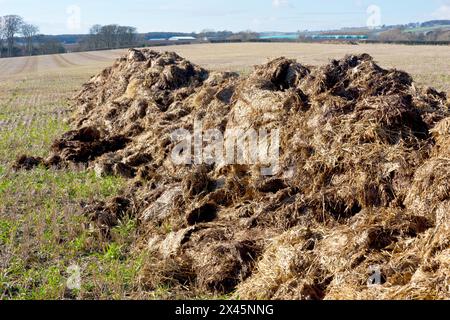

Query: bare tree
[21,23,39,56]
[3,15,24,57]
[0,17,5,58]
[228,30,258,41]
[86,24,137,50]
[100,24,119,48]
[117,26,137,46]
[88,24,103,49]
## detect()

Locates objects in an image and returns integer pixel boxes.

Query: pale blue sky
[1,0,450,34]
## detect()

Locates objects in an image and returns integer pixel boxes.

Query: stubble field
[0,42,449,299]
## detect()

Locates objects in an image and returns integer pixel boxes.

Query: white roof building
[168,36,196,41]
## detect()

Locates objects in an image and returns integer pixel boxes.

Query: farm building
[308,34,369,40]
[168,36,197,41]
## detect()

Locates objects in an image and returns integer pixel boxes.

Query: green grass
[0,166,146,299]
[0,79,144,299]
[0,121,68,162]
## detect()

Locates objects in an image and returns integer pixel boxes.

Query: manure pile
[17,49,450,299]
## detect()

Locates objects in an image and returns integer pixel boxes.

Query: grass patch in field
[0,99,143,299]
[0,119,69,163]
[0,167,144,300]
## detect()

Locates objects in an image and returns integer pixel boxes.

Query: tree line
[1,15,38,57]
[377,28,450,42]
[81,24,138,50]
[0,15,260,58]
[0,15,65,58]
[197,29,259,41]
